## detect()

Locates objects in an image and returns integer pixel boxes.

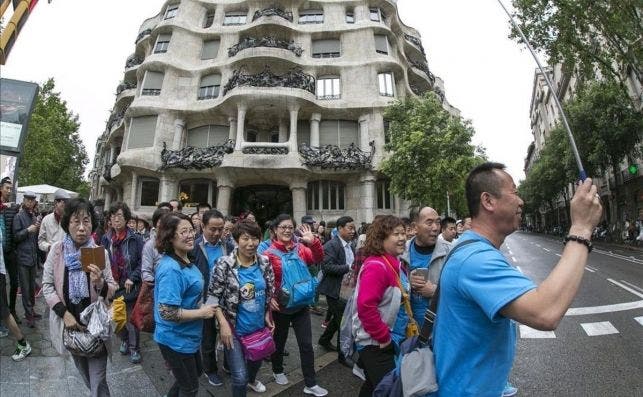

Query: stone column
[287,106,299,152]
[216,176,234,215]
[228,117,237,142]
[290,180,307,223]
[359,115,370,151]
[359,172,377,223]
[279,118,288,143]
[109,144,117,164]
[310,113,321,147]
[172,118,185,150]
[130,172,138,208]
[104,189,113,210]
[235,105,247,151]
[161,175,178,202]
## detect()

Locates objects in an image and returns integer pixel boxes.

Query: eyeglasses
[278,225,294,231]
[176,228,196,238]
[110,213,125,219]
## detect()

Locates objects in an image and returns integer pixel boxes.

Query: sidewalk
[1,293,336,396]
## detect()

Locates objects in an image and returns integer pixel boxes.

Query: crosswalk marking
[635,317,643,327]
[585,267,596,273]
[519,325,556,338]
[581,321,619,336]
[543,248,550,252]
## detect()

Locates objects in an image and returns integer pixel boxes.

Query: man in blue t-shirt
[431,162,602,396]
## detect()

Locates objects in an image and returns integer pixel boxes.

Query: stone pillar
[290,180,307,223]
[235,105,247,151]
[172,118,185,150]
[359,115,370,151]
[130,172,138,208]
[228,117,237,142]
[216,176,234,215]
[288,107,299,152]
[109,144,117,164]
[279,118,288,143]
[310,113,321,147]
[359,173,377,223]
[104,189,113,210]
[161,174,178,202]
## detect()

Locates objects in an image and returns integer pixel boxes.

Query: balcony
[135,29,152,43]
[228,36,303,57]
[125,55,143,69]
[116,81,137,95]
[252,6,293,23]
[404,33,425,55]
[160,140,234,170]
[299,142,375,170]
[223,66,315,96]
[409,59,435,85]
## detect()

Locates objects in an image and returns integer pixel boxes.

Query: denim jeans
[225,335,263,397]
[158,343,202,397]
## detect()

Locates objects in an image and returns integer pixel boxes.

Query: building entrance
[232,185,293,227]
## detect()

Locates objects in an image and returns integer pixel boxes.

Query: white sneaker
[273,372,289,385]
[352,363,366,381]
[304,385,328,396]
[248,380,266,393]
[11,341,31,362]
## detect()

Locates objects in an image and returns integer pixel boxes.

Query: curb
[262,352,338,396]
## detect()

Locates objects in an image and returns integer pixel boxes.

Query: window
[376,179,394,209]
[201,40,220,60]
[179,180,213,207]
[164,4,178,20]
[128,115,158,149]
[139,178,160,206]
[320,120,358,148]
[369,7,385,22]
[345,11,354,24]
[203,10,215,28]
[378,72,395,97]
[154,33,171,53]
[141,71,164,96]
[299,9,323,24]
[374,34,389,55]
[312,39,340,58]
[198,74,221,100]
[270,132,279,143]
[246,130,257,142]
[187,125,228,148]
[307,181,345,210]
[316,76,340,100]
[224,11,247,25]
[297,120,311,146]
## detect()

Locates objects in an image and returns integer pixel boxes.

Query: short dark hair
[203,209,225,225]
[466,162,506,217]
[109,201,132,221]
[1,177,11,186]
[197,202,211,210]
[152,207,170,228]
[336,216,354,229]
[155,212,193,254]
[191,212,200,220]
[401,217,412,226]
[231,219,262,241]
[169,199,183,210]
[441,216,456,231]
[61,198,98,234]
[157,202,172,210]
[274,213,294,228]
[362,215,405,257]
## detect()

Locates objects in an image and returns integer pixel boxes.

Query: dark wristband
[563,235,593,253]
[52,302,67,318]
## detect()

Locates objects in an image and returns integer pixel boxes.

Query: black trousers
[318,296,346,358]
[18,265,36,318]
[201,317,219,374]
[357,344,396,397]
[270,308,316,387]
[158,343,203,397]
[3,252,19,315]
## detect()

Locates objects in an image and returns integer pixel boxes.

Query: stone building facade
[89,0,454,225]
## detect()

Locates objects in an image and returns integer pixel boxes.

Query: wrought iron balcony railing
[404,33,425,55]
[160,140,234,170]
[228,36,303,57]
[252,6,293,22]
[299,142,375,170]
[223,66,315,95]
[135,29,152,43]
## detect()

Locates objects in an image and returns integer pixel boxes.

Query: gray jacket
[400,236,452,285]
[12,207,39,267]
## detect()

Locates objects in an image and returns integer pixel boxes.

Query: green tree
[18,78,89,193]
[510,0,642,86]
[380,93,485,216]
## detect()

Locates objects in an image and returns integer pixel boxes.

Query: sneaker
[248,380,266,393]
[11,341,31,362]
[303,385,328,396]
[206,372,223,387]
[273,372,289,385]
[321,320,328,329]
[503,382,518,397]
[0,325,8,338]
[129,350,141,364]
[119,341,128,355]
[352,364,366,381]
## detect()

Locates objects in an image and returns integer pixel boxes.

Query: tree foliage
[18,78,89,193]
[380,93,485,216]
[510,0,642,86]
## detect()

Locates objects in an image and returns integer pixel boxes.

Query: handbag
[63,328,105,357]
[237,327,276,362]
[131,281,155,332]
[382,256,419,338]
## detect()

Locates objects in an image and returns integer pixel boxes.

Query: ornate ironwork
[135,29,152,43]
[404,33,425,55]
[252,6,293,22]
[299,141,375,170]
[228,36,303,57]
[106,107,127,131]
[242,146,289,155]
[160,140,234,170]
[433,87,445,103]
[102,161,115,182]
[116,81,137,95]
[125,55,143,68]
[409,60,436,84]
[223,66,315,95]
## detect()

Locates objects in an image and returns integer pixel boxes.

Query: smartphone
[80,246,106,272]
[411,268,429,281]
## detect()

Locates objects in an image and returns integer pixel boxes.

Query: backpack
[268,245,318,310]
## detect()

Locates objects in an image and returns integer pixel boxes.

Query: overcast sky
[2,0,537,183]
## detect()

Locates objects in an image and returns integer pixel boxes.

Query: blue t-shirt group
[235,262,267,336]
[408,239,433,326]
[432,231,536,396]
[204,242,223,272]
[154,255,204,354]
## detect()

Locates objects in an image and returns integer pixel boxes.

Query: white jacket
[38,212,64,253]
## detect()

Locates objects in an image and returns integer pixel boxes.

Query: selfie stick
[496,0,587,181]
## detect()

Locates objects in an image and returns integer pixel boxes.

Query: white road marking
[565,300,643,316]
[635,317,643,327]
[585,267,596,273]
[519,325,556,339]
[542,248,551,252]
[516,266,523,273]
[607,279,643,299]
[620,280,643,294]
[508,250,513,255]
[581,321,619,336]
[536,244,541,248]
[555,254,562,257]
[511,256,517,262]
[594,249,643,264]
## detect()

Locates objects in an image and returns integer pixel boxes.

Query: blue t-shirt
[408,239,433,326]
[154,255,204,354]
[257,239,271,255]
[204,242,223,272]
[235,263,267,336]
[390,270,411,347]
[432,231,536,397]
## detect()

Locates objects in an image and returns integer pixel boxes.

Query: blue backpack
[268,246,318,310]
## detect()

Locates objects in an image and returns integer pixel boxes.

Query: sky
[1,0,537,183]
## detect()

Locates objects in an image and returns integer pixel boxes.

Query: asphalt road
[283,232,643,396]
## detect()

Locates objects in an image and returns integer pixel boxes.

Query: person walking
[0,177,21,327]
[38,189,70,253]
